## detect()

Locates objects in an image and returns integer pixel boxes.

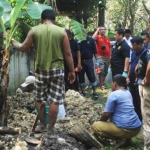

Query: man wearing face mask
[92,26,111,89]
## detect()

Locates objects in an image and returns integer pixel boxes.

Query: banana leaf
[27,2,52,20]
[69,20,86,41]
[10,0,26,30]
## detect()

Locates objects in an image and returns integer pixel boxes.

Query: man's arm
[62,31,75,83]
[124,57,129,72]
[11,29,33,52]
[142,61,150,85]
[92,27,100,40]
[100,112,112,121]
[76,51,82,71]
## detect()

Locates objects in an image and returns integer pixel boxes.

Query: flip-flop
[101,84,106,90]
[25,137,41,145]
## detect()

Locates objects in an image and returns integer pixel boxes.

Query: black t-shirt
[111,40,130,74]
[70,39,80,60]
[79,36,97,59]
[64,38,80,67]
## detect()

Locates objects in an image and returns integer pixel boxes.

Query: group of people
[10,9,150,149]
[92,24,150,149]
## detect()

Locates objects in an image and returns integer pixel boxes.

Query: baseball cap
[21,76,35,87]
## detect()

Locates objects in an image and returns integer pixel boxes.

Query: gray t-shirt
[105,89,141,129]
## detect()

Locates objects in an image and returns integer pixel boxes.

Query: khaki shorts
[98,56,110,76]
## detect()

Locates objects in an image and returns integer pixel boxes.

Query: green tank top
[32,23,65,71]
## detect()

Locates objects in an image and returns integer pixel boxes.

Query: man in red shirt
[92,26,111,89]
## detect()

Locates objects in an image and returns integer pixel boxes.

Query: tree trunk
[0,46,10,126]
[69,122,103,148]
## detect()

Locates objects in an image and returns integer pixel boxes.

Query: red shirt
[95,35,111,58]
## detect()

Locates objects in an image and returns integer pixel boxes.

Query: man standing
[124,29,132,48]
[78,36,98,99]
[111,28,130,77]
[127,36,145,122]
[64,29,81,92]
[136,20,150,149]
[91,75,141,149]
[92,26,111,89]
[11,9,75,130]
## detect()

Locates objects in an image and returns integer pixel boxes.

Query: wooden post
[98,0,106,26]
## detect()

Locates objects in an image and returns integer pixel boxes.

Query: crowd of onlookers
[65,21,150,149]
[2,9,150,149]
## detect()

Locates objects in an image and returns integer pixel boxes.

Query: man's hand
[142,77,150,85]
[68,72,76,84]
[126,77,130,84]
[77,63,82,72]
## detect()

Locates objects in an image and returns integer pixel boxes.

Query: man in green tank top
[11,9,75,131]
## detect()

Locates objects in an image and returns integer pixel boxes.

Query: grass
[83,84,144,150]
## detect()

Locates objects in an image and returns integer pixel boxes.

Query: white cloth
[57,104,66,119]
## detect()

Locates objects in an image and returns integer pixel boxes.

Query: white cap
[21,76,35,87]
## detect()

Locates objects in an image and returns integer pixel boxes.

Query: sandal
[101,84,106,90]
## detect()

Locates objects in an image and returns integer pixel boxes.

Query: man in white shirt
[123,29,132,48]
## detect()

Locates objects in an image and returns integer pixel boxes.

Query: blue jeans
[79,60,97,87]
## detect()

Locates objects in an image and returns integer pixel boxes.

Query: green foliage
[27,2,52,20]
[69,20,86,41]
[10,0,26,30]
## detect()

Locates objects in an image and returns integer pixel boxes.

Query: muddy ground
[0,90,107,150]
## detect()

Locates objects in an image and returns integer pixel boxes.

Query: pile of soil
[1,90,105,150]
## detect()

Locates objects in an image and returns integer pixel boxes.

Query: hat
[21,76,35,87]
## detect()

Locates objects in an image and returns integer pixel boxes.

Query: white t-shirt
[123,36,132,48]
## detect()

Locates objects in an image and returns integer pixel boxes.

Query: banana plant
[0,0,53,126]
[0,0,86,126]
[69,20,86,41]
[0,0,27,126]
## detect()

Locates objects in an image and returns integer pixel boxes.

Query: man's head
[21,76,35,92]
[114,28,125,43]
[143,33,150,47]
[41,9,56,23]
[124,29,131,39]
[98,26,106,36]
[65,29,73,39]
[112,74,127,91]
[131,36,143,52]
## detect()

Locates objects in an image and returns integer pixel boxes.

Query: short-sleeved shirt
[69,39,80,63]
[137,49,150,84]
[130,48,145,77]
[95,35,111,58]
[79,36,97,59]
[111,40,130,74]
[105,89,141,129]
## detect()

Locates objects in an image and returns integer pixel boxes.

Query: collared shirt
[95,35,111,58]
[105,89,142,129]
[130,48,146,76]
[111,40,130,73]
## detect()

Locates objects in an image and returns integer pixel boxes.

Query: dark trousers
[128,76,142,121]
[78,60,96,86]
[64,62,79,92]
